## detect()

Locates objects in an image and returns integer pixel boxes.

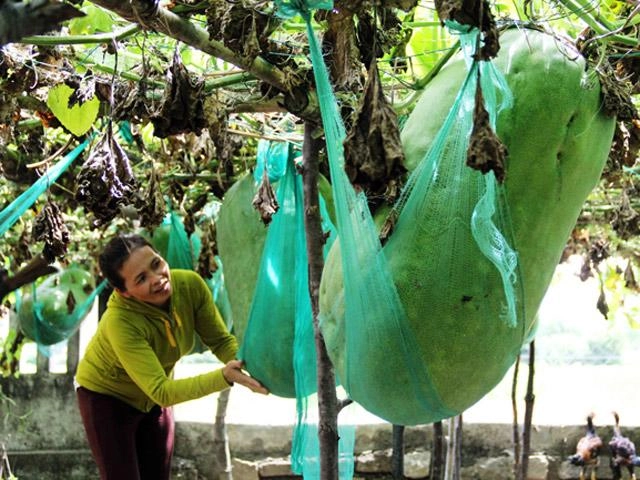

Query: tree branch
[88,0,321,122]
[0,0,84,47]
[88,0,288,91]
[0,254,57,303]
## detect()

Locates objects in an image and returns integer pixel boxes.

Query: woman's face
[117,246,172,307]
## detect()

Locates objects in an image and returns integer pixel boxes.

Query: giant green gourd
[217,173,270,345]
[217,170,335,397]
[318,28,616,424]
[19,267,96,345]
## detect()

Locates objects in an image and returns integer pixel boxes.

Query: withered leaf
[597,282,609,319]
[611,189,640,239]
[134,167,166,230]
[197,221,219,280]
[466,79,507,183]
[66,290,77,315]
[113,81,151,122]
[624,260,637,290]
[151,50,205,138]
[205,96,241,178]
[32,200,70,262]
[252,167,279,225]
[75,123,137,227]
[344,61,406,206]
[579,255,593,281]
[434,0,500,59]
[66,71,96,108]
[589,239,609,266]
[206,2,279,58]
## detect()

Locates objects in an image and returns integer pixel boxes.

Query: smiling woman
[74,233,268,480]
[113,243,173,308]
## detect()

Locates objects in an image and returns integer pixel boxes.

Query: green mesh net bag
[0,138,90,236]
[149,210,202,271]
[319,26,617,425]
[18,266,107,347]
[238,141,337,398]
[223,138,353,479]
[274,0,455,426]
[149,210,233,335]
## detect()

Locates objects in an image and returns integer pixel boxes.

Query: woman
[75,233,267,480]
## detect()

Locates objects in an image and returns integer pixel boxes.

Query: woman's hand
[222,359,269,395]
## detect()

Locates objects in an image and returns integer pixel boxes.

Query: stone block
[527,453,549,480]
[258,457,297,477]
[355,448,392,473]
[232,458,260,480]
[461,455,513,480]
[404,449,431,479]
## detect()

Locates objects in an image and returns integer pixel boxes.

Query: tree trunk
[444,415,462,480]
[430,421,445,480]
[392,424,405,479]
[0,0,83,46]
[213,389,232,480]
[0,254,57,375]
[1,442,16,479]
[444,417,454,480]
[302,121,340,480]
[453,415,462,480]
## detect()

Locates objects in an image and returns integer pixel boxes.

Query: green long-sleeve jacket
[75,269,238,412]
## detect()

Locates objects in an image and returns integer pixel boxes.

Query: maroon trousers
[76,386,175,480]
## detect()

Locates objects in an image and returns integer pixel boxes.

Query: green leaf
[68,3,114,35]
[46,84,99,137]
[405,13,450,79]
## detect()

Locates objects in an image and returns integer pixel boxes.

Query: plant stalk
[19,23,141,45]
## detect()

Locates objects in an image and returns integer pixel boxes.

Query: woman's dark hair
[99,234,155,291]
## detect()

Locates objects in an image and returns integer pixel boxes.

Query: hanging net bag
[149,209,234,338]
[319,22,520,425]
[273,0,455,425]
[320,25,618,425]
[0,138,90,235]
[218,138,354,479]
[238,141,305,397]
[149,209,202,271]
[18,266,107,347]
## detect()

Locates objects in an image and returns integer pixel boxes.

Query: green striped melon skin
[318,28,616,425]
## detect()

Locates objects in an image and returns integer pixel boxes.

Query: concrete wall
[2,370,638,479]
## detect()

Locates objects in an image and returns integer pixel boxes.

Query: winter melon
[217,173,269,345]
[318,27,616,424]
[217,170,334,397]
[19,267,96,346]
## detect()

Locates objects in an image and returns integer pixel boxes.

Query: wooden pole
[301,121,340,480]
[392,424,405,479]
